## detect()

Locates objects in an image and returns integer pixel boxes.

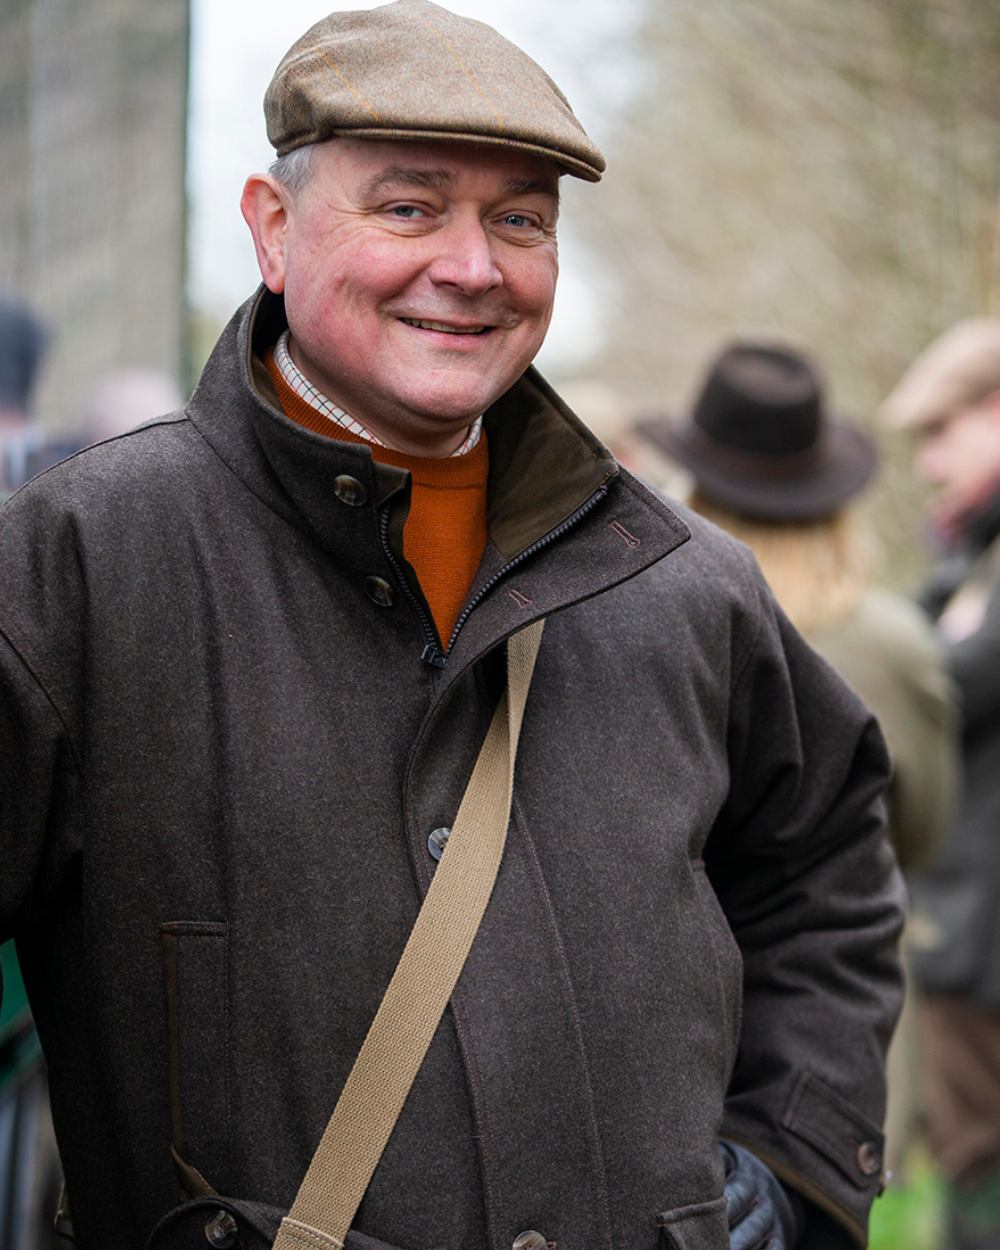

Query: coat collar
[187,287,691,671]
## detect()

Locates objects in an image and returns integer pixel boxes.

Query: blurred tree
[576,0,1000,581]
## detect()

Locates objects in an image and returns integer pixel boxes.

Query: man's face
[249,138,560,455]
[914,393,1000,521]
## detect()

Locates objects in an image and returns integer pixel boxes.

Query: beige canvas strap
[272,620,545,1250]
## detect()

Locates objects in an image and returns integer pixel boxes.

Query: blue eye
[503,214,530,228]
[391,205,424,219]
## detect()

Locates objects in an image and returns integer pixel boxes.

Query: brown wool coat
[0,290,904,1250]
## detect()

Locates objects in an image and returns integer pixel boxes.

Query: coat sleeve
[0,485,86,1014]
[0,624,83,946]
[709,575,905,1250]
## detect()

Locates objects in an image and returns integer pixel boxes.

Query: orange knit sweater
[266,353,489,645]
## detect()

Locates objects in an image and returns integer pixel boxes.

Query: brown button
[365,576,394,608]
[512,1234,548,1250]
[333,474,367,507]
[856,1141,882,1177]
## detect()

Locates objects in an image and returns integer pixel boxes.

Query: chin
[410,391,497,423]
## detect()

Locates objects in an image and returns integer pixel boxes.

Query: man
[0,4,903,1248]
[882,320,1000,1250]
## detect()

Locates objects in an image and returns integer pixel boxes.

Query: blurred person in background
[882,320,1000,1250]
[639,340,959,1177]
[78,369,183,446]
[19,369,184,486]
[0,295,48,501]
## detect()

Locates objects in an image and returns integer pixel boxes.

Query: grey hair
[268,144,315,195]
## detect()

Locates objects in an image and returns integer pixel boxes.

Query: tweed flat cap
[881,318,1000,431]
[264,0,606,181]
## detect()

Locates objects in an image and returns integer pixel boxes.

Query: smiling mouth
[400,318,492,335]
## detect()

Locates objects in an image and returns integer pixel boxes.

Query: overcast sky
[187,0,641,374]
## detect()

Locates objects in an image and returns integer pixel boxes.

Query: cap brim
[282,126,604,182]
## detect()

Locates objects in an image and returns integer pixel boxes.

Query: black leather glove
[720,1139,806,1250]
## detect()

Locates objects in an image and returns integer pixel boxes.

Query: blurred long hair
[688,489,869,636]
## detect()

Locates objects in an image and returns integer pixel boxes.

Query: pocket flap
[144,1195,284,1249]
[657,1197,727,1249]
[781,1070,885,1189]
[143,1199,437,1250]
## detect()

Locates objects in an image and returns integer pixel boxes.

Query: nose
[427,214,503,297]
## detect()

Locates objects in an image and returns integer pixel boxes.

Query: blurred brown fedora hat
[639,342,876,520]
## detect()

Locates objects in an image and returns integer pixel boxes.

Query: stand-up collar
[188,287,637,557]
[186,287,691,671]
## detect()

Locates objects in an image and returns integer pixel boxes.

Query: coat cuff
[723,1071,887,1248]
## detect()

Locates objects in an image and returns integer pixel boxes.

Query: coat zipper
[380,483,610,668]
[377,504,447,668]
[446,484,610,658]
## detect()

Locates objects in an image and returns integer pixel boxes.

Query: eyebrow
[359,166,560,203]
[360,167,454,197]
[503,176,560,202]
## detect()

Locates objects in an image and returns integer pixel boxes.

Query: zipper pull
[420,643,447,669]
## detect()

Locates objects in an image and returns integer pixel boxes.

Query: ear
[241,174,291,294]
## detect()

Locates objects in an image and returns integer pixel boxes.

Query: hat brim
[313,125,603,182]
[639,417,876,521]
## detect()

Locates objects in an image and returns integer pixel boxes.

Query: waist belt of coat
[263,620,546,1250]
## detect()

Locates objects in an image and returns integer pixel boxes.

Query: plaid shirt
[273,331,483,457]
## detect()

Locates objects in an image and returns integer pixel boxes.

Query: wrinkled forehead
[311,136,563,201]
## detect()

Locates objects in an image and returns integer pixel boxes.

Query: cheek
[285,272,364,348]
[513,252,559,323]
[951,428,991,484]
[283,253,327,320]
[316,258,411,326]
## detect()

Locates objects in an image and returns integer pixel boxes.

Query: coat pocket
[657,1197,728,1250]
[143,1196,437,1250]
[144,1195,283,1249]
[781,1069,885,1190]
[160,920,230,1189]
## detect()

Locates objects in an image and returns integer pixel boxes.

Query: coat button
[204,1209,239,1248]
[856,1141,882,1177]
[333,474,367,506]
[365,576,394,608]
[428,827,452,861]
[512,1233,548,1250]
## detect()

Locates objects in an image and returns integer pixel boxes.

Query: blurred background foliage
[562,0,1000,585]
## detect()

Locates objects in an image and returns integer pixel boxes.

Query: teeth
[401,318,488,334]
